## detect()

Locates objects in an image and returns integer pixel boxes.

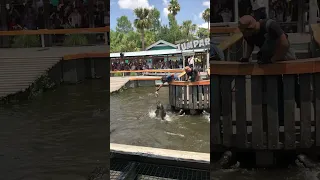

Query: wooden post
[43,0,51,47]
[234,0,239,22]
[309,0,318,25]
[88,0,95,43]
[0,0,9,47]
[297,0,304,32]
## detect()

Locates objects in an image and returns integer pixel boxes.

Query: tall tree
[202,8,210,31]
[168,0,180,17]
[133,8,152,50]
[116,16,133,33]
[181,20,197,40]
[168,14,181,43]
[197,27,209,39]
[149,8,161,33]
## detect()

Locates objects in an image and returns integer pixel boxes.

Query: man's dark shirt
[187,68,199,81]
[244,19,284,48]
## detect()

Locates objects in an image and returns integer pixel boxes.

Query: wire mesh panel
[111,158,210,180]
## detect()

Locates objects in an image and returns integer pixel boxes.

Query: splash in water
[202,110,210,122]
[148,109,172,122]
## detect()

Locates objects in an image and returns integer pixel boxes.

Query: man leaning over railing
[238,15,296,64]
[237,15,301,118]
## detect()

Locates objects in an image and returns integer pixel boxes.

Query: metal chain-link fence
[111,158,210,180]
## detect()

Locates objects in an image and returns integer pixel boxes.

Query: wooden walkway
[0,45,108,58]
[0,46,107,99]
[110,77,131,93]
[110,76,162,93]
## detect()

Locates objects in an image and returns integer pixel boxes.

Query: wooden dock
[110,77,130,93]
[0,46,107,99]
[169,80,210,113]
[110,76,162,93]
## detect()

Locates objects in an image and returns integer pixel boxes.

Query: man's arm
[186,75,189,81]
[269,22,289,62]
[243,37,254,59]
[156,83,164,91]
[244,43,254,59]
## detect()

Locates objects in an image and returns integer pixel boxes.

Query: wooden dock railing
[211,26,244,62]
[169,80,210,113]
[210,59,320,151]
[110,69,185,77]
[0,27,109,48]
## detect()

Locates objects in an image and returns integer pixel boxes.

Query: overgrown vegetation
[111,0,210,53]
[63,34,88,46]
[113,72,123,76]
[0,71,56,104]
[28,73,56,99]
[12,35,41,48]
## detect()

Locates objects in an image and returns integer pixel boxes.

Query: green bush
[63,34,88,46]
[12,35,40,48]
[130,72,137,76]
[29,73,55,99]
[114,72,123,76]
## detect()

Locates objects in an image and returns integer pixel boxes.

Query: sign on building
[176,38,210,51]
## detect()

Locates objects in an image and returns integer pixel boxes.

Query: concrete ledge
[110,143,210,164]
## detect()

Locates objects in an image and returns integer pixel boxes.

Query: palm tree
[133,8,152,50]
[182,20,197,40]
[202,8,210,32]
[168,0,180,17]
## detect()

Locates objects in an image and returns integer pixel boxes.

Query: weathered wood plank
[193,86,198,109]
[283,75,296,149]
[177,86,180,108]
[175,85,179,108]
[198,85,203,109]
[211,75,221,145]
[266,76,280,149]
[204,86,209,109]
[184,86,188,109]
[189,86,193,109]
[172,85,176,108]
[180,86,183,108]
[179,86,183,108]
[169,85,172,106]
[251,76,264,149]
[208,84,211,108]
[235,76,247,148]
[221,76,233,146]
[314,73,320,146]
[300,74,312,148]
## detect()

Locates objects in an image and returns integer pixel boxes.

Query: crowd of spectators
[5,0,109,30]
[111,59,184,71]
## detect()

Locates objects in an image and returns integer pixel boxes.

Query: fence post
[41,34,45,47]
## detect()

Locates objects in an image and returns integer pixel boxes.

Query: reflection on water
[0,80,109,180]
[110,86,210,153]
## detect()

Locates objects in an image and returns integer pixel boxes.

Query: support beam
[297,0,304,33]
[309,0,318,25]
[0,0,9,47]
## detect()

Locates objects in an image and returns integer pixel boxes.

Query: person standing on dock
[187,56,195,68]
[184,66,200,82]
[250,0,267,20]
[155,74,179,95]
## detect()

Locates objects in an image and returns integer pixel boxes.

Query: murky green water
[1,79,318,180]
[0,80,109,180]
[110,86,210,153]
